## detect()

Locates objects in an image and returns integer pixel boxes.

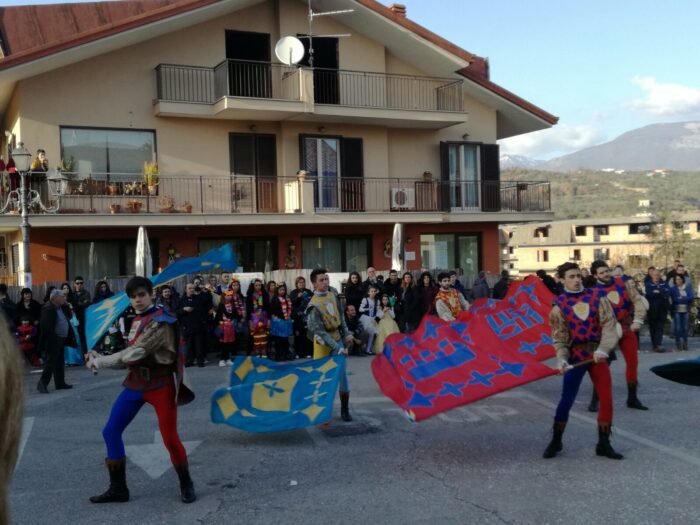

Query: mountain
[499,154,546,170]
[544,121,700,171]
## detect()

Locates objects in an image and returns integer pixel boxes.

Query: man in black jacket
[37,290,73,393]
[383,269,402,300]
[492,270,511,300]
[177,283,211,367]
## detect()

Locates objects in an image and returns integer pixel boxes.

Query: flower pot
[148,185,158,196]
[159,207,174,213]
[110,204,121,214]
[181,204,193,213]
[107,184,120,196]
[128,202,143,213]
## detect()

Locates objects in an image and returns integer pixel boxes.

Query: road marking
[125,431,201,479]
[17,417,34,467]
[305,425,330,448]
[518,390,700,468]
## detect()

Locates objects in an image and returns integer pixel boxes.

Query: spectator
[666,260,683,283]
[383,269,402,301]
[177,283,210,367]
[375,293,400,354]
[536,269,561,295]
[434,272,469,321]
[344,304,366,356]
[36,289,73,393]
[0,284,17,332]
[670,275,694,351]
[612,265,626,279]
[344,271,364,311]
[362,266,384,295]
[92,280,114,305]
[289,276,312,359]
[645,268,670,353]
[214,290,239,367]
[215,273,231,295]
[42,286,56,304]
[70,276,91,350]
[156,285,180,316]
[358,284,382,355]
[399,272,420,333]
[471,271,490,300]
[16,315,40,367]
[205,275,218,294]
[59,282,73,302]
[269,283,294,361]
[266,281,277,303]
[15,288,41,327]
[246,279,270,357]
[30,148,48,172]
[449,271,467,298]
[416,271,439,320]
[643,266,656,284]
[492,270,511,300]
[227,279,248,357]
[669,263,693,288]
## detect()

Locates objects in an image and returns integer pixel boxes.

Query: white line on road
[17,417,34,467]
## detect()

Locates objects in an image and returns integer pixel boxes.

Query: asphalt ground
[9,336,700,525]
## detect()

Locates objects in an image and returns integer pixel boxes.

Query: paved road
[9,338,700,525]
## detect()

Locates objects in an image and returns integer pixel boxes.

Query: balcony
[0,172,550,225]
[154,60,467,128]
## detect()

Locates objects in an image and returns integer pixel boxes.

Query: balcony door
[299,36,339,105]
[302,136,340,211]
[225,30,271,98]
[440,142,500,212]
[230,133,277,212]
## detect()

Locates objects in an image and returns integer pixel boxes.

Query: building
[502,215,700,276]
[0,0,556,284]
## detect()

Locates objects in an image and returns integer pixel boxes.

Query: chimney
[389,3,407,17]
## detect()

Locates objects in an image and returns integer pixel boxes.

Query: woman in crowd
[266,281,277,303]
[92,281,114,305]
[246,279,270,357]
[416,271,438,322]
[359,284,382,355]
[374,293,399,354]
[399,272,421,333]
[670,274,694,351]
[269,282,294,361]
[290,276,313,359]
[228,279,248,357]
[214,290,239,367]
[15,288,41,327]
[344,271,364,311]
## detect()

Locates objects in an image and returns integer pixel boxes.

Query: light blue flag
[85,244,237,350]
[211,355,345,433]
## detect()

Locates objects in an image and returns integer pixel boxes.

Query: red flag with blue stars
[372,276,558,421]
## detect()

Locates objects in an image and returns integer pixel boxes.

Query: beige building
[0,0,556,284]
[502,215,700,276]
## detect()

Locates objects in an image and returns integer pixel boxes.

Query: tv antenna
[302,0,354,68]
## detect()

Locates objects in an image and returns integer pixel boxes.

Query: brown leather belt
[128,366,173,382]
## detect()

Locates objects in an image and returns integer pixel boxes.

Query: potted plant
[109,203,121,214]
[157,195,175,213]
[143,161,159,196]
[57,157,74,173]
[181,201,193,213]
[106,182,120,195]
[127,199,143,213]
[422,170,433,181]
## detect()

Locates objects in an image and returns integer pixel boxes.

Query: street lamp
[13,143,33,287]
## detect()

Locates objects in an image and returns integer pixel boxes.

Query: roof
[0,0,557,128]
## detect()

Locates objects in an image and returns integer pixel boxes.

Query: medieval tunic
[434,288,470,321]
[306,290,350,392]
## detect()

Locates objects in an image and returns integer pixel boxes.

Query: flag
[372,276,558,422]
[85,244,237,349]
[211,355,345,433]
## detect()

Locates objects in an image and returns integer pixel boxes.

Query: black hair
[310,268,327,283]
[590,260,609,275]
[557,262,580,278]
[19,315,32,323]
[125,276,153,297]
[73,276,84,282]
[20,288,31,296]
[536,269,546,279]
[437,272,451,282]
[501,270,509,278]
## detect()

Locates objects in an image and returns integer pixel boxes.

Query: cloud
[627,76,700,117]
[498,124,605,160]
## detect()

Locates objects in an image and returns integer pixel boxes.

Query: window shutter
[230,134,255,175]
[439,141,451,211]
[256,135,277,177]
[480,143,501,212]
[341,138,363,178]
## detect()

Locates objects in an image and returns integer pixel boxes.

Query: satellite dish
[275,36,305,65]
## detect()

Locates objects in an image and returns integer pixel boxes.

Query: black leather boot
[542,421,566,459]
[596,426,623,460]
[37,380,48,394]
[174,463,197,503]
[90,458,130,503]
[626,381,648,410]
[588,390,599,412]
[339,391,352,422]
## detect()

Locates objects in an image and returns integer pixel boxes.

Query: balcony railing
[0,173,549,216]
[155,60,464,112]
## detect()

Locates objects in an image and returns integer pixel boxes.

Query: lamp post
[12,143,33,287]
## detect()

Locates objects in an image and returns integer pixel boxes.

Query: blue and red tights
[554,360,613,426]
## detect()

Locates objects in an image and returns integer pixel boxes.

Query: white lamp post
[12,142,33,287]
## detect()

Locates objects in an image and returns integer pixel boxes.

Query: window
[301,236,370,272]
[534,227,549,238]
[440,142,499,211]
[229,133,276,177]
[67,239,159,279]
[629,224,651,235]
[199,238,276,272]
[509,247,514,254]
[575,226,587,236]
[537,250,549,263]
[573,249,581,261]
[593,248,610,261]
[60,127,155,175]
[420,234,479,274]
[594,226,609,236]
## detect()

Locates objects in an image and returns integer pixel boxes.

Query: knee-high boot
[596,425,623,459]
[339,391,352,422]
[542,421,566,459]
[174,463,197,503]
[90,458,130,503]
[626,381,648,410]
[588,390,599,412]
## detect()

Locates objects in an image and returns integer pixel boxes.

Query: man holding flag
[543,262,623,460]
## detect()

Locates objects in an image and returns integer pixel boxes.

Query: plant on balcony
[157,195,175,213]
[126,199,143,213]
[124,181,143,195]
[181,201,193,213]
[109,203,121,214]
[57,157,74,173]
[106,182,120,195]
[143,161,159,195]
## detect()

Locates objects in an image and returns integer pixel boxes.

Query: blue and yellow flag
[211,355,345,433]
[85,244,237,350]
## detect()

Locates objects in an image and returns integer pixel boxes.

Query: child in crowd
[16,316,40,367]
[375,294,400,354]
[215,290,238,366]
[359,284,383,355]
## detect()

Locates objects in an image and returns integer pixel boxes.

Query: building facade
[0,0,556,284]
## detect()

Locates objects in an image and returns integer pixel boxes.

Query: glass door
[303,137,340,211]
[448,144,479,210]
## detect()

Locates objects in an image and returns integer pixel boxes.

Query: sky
[2,0,700,159]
